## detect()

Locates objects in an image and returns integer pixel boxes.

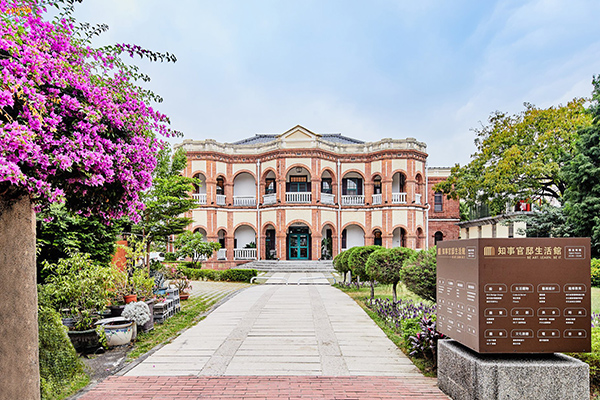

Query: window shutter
[357,179,363,196]
[342,179,347,195]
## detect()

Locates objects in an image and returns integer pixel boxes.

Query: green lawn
[592,287,600,314]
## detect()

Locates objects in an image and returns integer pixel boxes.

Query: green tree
[365,247,414,302]
[563,76,600,256]
[132,145,198,267]
[348,245,382,299]
[402,247,437,302]
[436,99,592,215]
[174,231,221,265]
[333,250,351,280]
[36,203,122,282]
[516,203,572,238]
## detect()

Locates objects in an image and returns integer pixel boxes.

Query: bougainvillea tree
[0,1,177,397]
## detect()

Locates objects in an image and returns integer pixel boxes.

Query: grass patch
[127,294,215,360]
[337,283,437,376]
[592,287,600,313]
[42,371,89,400]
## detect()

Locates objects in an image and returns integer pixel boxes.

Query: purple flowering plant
[0,0,178,221]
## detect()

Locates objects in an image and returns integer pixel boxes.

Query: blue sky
[69,0,600,166]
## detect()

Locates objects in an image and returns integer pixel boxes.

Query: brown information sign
[437,238,591,353]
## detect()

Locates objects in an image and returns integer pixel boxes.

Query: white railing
[216,194,226,205]
[415,193,422,204]
[372,193,382,205]
[286,192,311,203]
[233,195,256,206]
[342,195,365,206]
[217,248,227,260]
[392,192,407,204]
[192,193,206,205]
[234,248,257,260]
[263,193,276,205]
[321,193,335,205]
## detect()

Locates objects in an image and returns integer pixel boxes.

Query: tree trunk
[392,281,398,302]
[0,195,40,399]
[370,280,375,299]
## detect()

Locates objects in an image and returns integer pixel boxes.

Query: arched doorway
[392,227,407,247]
[373,229,383,246]
[287,224,311,260]
[264,224,277,260]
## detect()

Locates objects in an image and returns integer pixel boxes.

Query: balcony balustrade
[217,248,227,260]
[263,193,276,205]
[342,195,365,206]
[286,192,311,203]
[234,248,257,260]
[415,193,422,204]
[372,193,382,205]
[233,195,256,207]
[321,193,335,205]
[392,192,407,204]
[216,194,226,205]
[192,193,207,205]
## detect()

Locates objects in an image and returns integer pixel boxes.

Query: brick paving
[79,376,449,400]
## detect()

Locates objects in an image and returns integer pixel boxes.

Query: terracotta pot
[124,294,137,303]
[179,293,190,301]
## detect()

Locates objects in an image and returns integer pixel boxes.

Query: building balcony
[234,248,256,260]
[372,193,382,205]
[192,193,207,205]
[217,248,227,260]
[263,193,276,205]
[321,193,335,205]
[286,192,311,203]
[342,195,364,206]
[216,194,226,205]
[392,192,407,204]
[233,195,256,207]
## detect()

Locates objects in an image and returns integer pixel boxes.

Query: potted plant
[168,266,192,300]
[40,253,116,351]
[121,301,152,334]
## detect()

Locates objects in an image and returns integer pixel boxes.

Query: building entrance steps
[238,260,335,273]
[79,285,451,399]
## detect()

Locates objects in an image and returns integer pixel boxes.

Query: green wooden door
[288,233,309,260]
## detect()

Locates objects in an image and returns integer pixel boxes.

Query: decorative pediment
[278,125,321,141]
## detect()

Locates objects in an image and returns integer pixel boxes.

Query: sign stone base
[438,340,589,400]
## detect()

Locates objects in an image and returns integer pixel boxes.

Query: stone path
[255,271,337,285]
[79,284,450,399]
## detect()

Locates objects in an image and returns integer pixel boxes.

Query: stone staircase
[237,260,335,273]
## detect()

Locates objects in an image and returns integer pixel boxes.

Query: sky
[67,0,600,167]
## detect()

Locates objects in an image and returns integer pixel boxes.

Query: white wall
[234,173,256,196]
[234,225,256,248]
[345,225,365,249]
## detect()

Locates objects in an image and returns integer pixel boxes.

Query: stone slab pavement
[79,285,450,399]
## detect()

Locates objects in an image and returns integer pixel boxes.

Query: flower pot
[179,293,190,301]
[109,304,126,317]
[97,317,135,347]
[142,299,155,333]
[61,317,76,329]
[124,294,137,304]
[67,328,100,352]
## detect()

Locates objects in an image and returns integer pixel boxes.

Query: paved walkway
[79,285,450,399]
[255,271,337,285]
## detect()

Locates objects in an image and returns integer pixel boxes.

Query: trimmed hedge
[402,247,437,303]
[178,267,257,283]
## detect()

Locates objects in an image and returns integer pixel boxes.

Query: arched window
[434,231,444,245]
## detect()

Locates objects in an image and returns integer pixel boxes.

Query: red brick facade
[177,126,460,267]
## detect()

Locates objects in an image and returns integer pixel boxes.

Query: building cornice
[176,136,427,160]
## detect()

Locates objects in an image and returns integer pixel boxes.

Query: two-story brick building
[175,125,459,268]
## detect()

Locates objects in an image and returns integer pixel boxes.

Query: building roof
[233,132,364,146]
